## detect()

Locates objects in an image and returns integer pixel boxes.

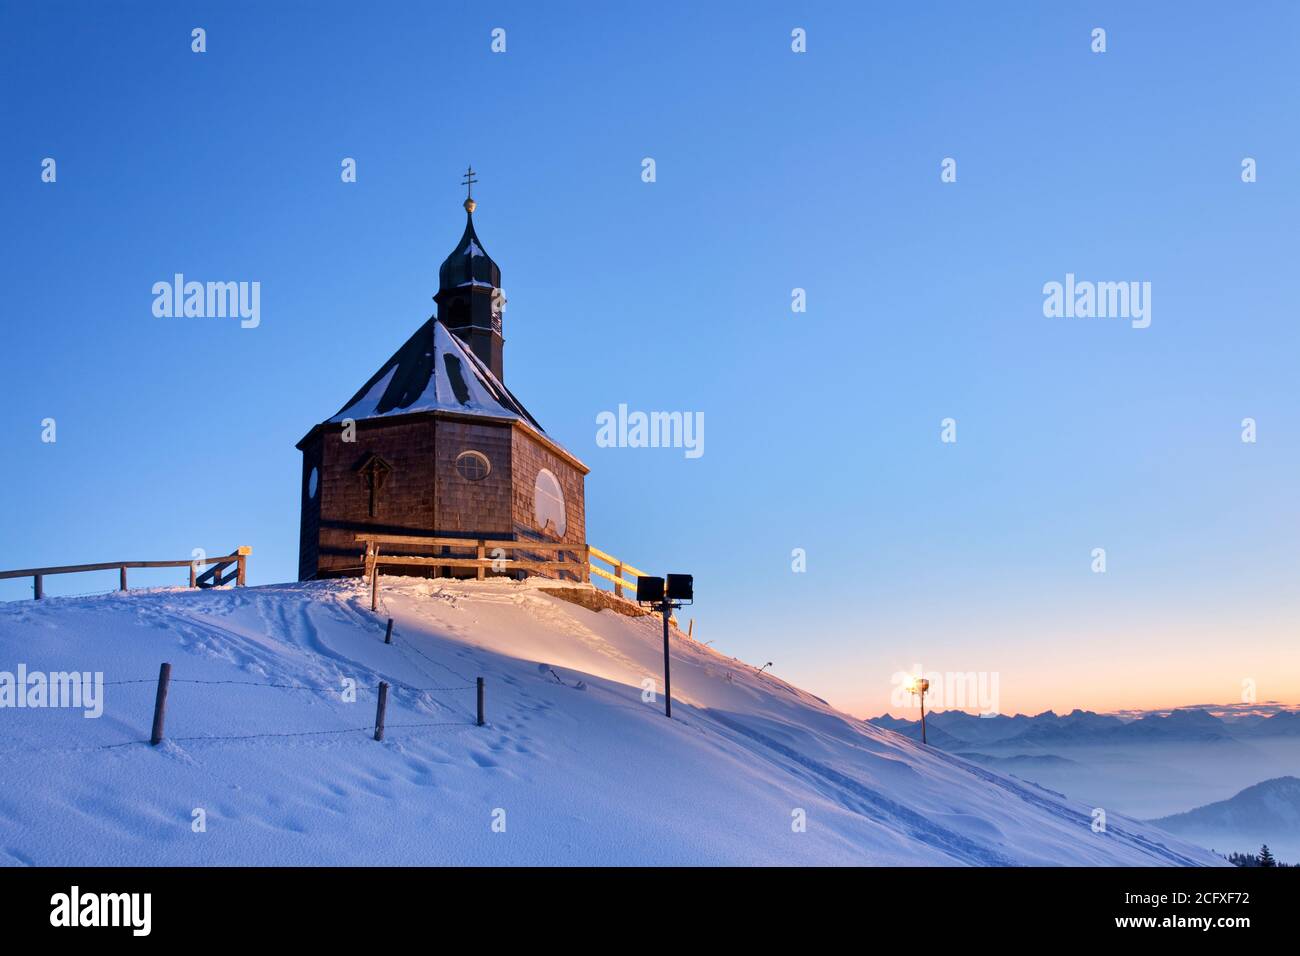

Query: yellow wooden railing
[585,544,646,599]
[587,545,683,630]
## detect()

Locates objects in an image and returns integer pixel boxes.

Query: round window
[307,466,319,499]
[455,450,491,481]
[533,468,567,536]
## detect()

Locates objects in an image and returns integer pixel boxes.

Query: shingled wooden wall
[510,427,587,582]
[299,413,586,581]
[433,418,514,535]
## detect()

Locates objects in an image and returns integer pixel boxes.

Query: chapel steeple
[295,170,588,585]
[435,167,505,382]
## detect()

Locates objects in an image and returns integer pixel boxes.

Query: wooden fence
[354,534,650,609]
[357,534,586,578]
[586,544,645,599]
[0,547,252,599]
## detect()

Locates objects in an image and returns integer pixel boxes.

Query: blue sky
[3,1,1298,716]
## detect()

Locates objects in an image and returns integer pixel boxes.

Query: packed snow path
[0,579,1223,866]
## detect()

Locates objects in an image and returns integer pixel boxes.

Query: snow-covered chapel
[295,184,588,580]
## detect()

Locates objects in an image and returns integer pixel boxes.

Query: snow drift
[0,578,1224,866]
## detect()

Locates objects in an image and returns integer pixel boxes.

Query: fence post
[236,550,247,587]
[370,553,380,612]
[33,574,43,600]
[384,618,393,644]
[150,662,172,746]
[188,562,197,588]
[477,676,485,727]
[614,561,623,599]
[374,681,389,741]
[476,542,486,581]
[119,566,128,592]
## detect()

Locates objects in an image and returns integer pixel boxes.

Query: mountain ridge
[872,707,1300,749]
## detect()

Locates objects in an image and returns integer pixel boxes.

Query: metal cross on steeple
[461,166,478,213]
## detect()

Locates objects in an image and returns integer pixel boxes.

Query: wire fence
[371,588,476,686]
[1,666,483,752]
[105,676,475,694]
[2,600,487,752]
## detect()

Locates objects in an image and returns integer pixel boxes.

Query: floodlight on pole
[637,572,693,719]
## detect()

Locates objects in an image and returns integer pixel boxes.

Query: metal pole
[476,676,485,726]
[920,687,927,745]
[661,601,672,719]
[384,618,393,644]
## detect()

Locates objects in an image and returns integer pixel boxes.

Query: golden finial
[462,165,477,213]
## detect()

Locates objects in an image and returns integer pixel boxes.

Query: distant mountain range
[1151,777,1300,852]
[870,707,1300,750]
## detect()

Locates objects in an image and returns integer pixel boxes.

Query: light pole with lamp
[907,676,931,745]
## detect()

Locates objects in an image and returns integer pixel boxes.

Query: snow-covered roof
[326,318,547,433]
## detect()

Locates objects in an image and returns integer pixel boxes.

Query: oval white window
[307,466,319,499]
[455,450,491,481]
[533,468,566,536]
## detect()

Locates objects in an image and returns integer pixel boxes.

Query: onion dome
[438,209,501,293]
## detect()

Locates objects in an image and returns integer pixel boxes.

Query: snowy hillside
[0,579,1225,866]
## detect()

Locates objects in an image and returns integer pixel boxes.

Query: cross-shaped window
[357,454,393,518]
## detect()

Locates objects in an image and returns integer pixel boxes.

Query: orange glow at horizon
[793,628,1300,721]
